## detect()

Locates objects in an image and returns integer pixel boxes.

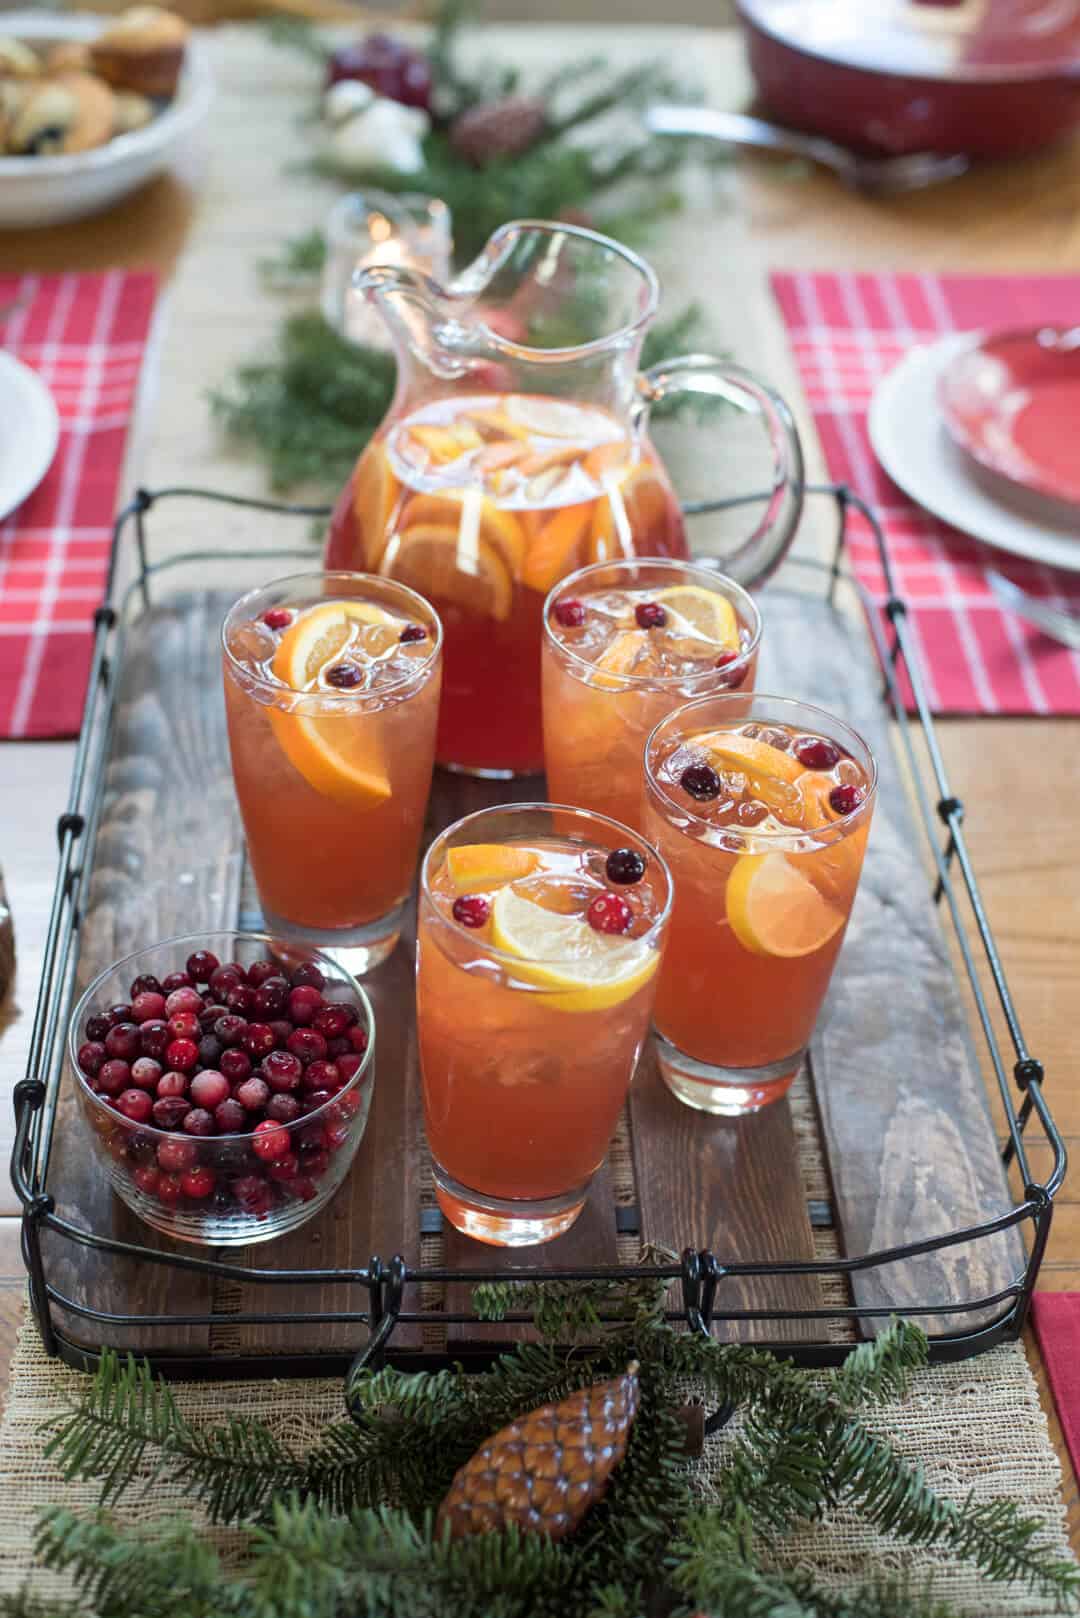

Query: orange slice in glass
[695,732,804,785]
[589,629,649,689]
[380,524,513,621]
[269,602,394,808]
[653,584,740,651]
[726,852,846,958]
[588,463,670,565]
[408,423,481,463]
[351,444,400,570]
[398,491,526,577]
[522,502,591,593]
[446,844,540,888]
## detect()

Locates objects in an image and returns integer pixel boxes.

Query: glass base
[259,901,403,977]
[432,1161,587,1247]
[654,1031,800,1116]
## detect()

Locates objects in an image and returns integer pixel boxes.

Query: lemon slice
[446,845,540,888]
[726,852,845,958]
[490,886,658,1013]
[505,395,593,439]
[653,585,739,650]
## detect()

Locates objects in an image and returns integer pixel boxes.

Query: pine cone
[449,95,548,166]
[437,1362,639,1541]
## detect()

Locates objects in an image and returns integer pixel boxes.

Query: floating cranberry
[85,1013,112,1043]
[107,1002,134,1026]
[794,735,841,771]
[133,1164,160,1196]
[220,1047,252,1083]
[165,1038,199,1073]
[246,960,279,989]
[130,974,163,999]
[553,596,586,629]
[210,964,244,999]
[399,622,428,643]
[164,986,203,1019]
[214,1014,247,1048]
[214,1097,247,1133]
[116,1088,153,1124]
[587,892,634,935]
[287,1027,327,1065]
[605,848,645,885]
[231,1175,272,1216]
[302,1059,341,1094]
[635,600,667,629]
[167,1011,200,1042]
[290,962,325,991]
[242,1022,276,1060]
[181,1166,215,1199]
[190,1071,229,1111]
[714,649,746,688]
[157,1174,184,1206]
[452,895,489,928]
[261,607,293,632]
[97,1059,131,1096]
[263,1050,302,1092]
[198,1034,224,1069]
[266,1094,301,1124]
[130,1057,163,1091]
[267,1152,300,1182]
[77,1041,106,1076]
[253,981,289,1019]
[131,991,166,1024]
[347,1024,369,1054]
[829,783,865,817]
[183,1108,215,1138]
[161,971,192,994]
[325,662,362,689]
[139,1020,171,1059]
[235,1076,270,1112]
[152,1096,191,1131]
[288,985,324,1025]
[313,1003,351,1039]
[679,763,722,801]
[156,1071,188,1098]
[156,1135,197,1173]
[185,948,220,984]
[226,983,257,1016]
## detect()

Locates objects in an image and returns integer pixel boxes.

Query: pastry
[0,37,40,80]
[90,7,189,100]
[9,72,114,156]
[42,40,92,77]
[54,71,116,154]
[112,90,155,136]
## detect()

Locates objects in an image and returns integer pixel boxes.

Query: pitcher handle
[637,354,805,587]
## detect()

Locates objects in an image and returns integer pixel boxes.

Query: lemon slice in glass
[490,886,658,1013]
[652,584,739,650]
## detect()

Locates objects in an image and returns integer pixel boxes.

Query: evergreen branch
[0,1594,84,1618]
[257,228,327,287]
[33,1508,246,1618]
[828,1321,927,1408]
[471,1246,673,1342]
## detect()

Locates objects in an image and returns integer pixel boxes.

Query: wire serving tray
[9,480,1066,1379]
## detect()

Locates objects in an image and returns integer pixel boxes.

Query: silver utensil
[987,569,1080,651]
[646,105,971,196]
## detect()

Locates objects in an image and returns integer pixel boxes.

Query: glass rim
[643,692,878,851]
[221,569,443,705]
[541,557,762,691]
[68,929,376,1142]
[420,800,674,965]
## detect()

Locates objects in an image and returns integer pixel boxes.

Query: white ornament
[323,83,430,174]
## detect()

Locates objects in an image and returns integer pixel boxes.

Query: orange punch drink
[223,571,442,974]
[644,695,875,1116]
[542,558,761,830]
[417,804,672,1245]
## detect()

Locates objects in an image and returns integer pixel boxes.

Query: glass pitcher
[325,220,803,777]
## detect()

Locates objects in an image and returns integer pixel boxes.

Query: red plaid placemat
[771,272,1080,714]
[0,270,157,739]
[1031,1293,1080,1483]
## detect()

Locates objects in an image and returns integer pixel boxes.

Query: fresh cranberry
[266,1094,301,1124]
[214,1098,247,1133]
[283,1175,318,1202]
[587,892,634,935]
[185,948,220,983]
[290,962,325,991]
[161,972,192,994]
[262,607,293,632]
[266,1152,300,1182]
[156,1135,196,1173]
[325,1122,351,1151]
[139,1020,171,1059]
[85,1013,112,1042]
[298,1123,328,1154]
[226,983,257,1016]
[107,1002,134,1026]
[714,649,746,687]
[253,981,289,1019]
[77,1041,106,1076]
[198,1034,224,1069]
[679,763,722,801]
[337,1052,365,1083]
[167,1011,200,1042]
[231,1175,272,1217]
[794,735,841,771]
[605,848,645,885]
[246,960,280,988]
[313,1004,351,1039]
[302,1089,336,1114]
[399,623,428,643]
[302,1059,341,1094]
[235,1076,270,1112]
[116,1088,153,1124]
[133,1164,160,1196]
[337,1090,363,1118]
[129,974,163,999]
[220,1047,252,1082]
[452,895,489,928]
[156,1071,188,1098]
[157,1174,184,1207]
[105,1023,141,1061]
[190,1071,229,1110]
[635,600,667,629]
[164,986,203,1019]
[287,1027,327,1065]
[183,1108,215,1138]
[130,1057,162,1091]
[214,1014,247,1047]
[325,662,362,689]
[269,1019,293,1047]
[242,1022,276,1060]
[326,1036,350,1059]
[131,991,166,1024]
[263,1050,302,1092]
[288,985,324,1025]
[97,1059,131,1096]
[553,596,586,628]
[347,1024,369,1054]
[829,783,865,817]
[165,1038,199,1073]
[198,1003,228,1033]
[209,964,244,999]
[152,1097,191,1131]
[181,1166,215,1199]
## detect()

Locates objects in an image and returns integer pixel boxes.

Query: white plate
[868,333,1080,575]
[0,353,59,521]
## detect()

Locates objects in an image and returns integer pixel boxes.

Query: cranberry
[220,1047,252,1083]
[226,983,257,1016]
[587,892,634,935]
[337,1052,365,1083]
[183,1108,215,1138]
[679,763,722,801]
[313,1004,351,1039]
[210,964,244,999]
[214,1014,247,1047]
[235,1076,270,1112]
[130,1057,162,1091]
[131,991,166,1024]
[302,1089,336,1113]
[165,986,203,1019]
[399,623,428,643]
[190,1071,229,1110]
[152,1097,191,1131]
[157,1174,184,1207]
[302,1059,341,1094]
[325,662,362,689]
[327,1036,350,1059]
[794,735,841,771]
[253,981,289,1019]
[266,1094,301,1124]
[85,1014,112,1042]
[181,1166,215,1199]
[214,1098,247,1133]
[165,1038,199,1073]
[242,1022,276,1060]
[129,974,163,999]
[107,1002,134,1026]
[263,1050,302,1092]
[167,1011,200,1042]
[347,1023,369,1054]
[605,848,645,885]
[283,1175,318,1202]
[77,1041,106,1076]
[139,1020,171,1059]
[829,783,865,817]
[97,1059,131,1096]
[156,1135,196,1173]
[262,607,293,632]
[246,960,280,988]
[198,1002,228,1032]
[116,1088,153,1124]
[198,1034,224,1068]
[288,985,324,1025]
[452,895,489,928]
[161,972,192,994]
[269,1019,293,1047]
[133,1164,160,1196]
[105,1023,141,1061]
[553,596,586,629]
[326,1122,351,1151]
[337,1090,363,1118]
[714,649,746,687]
[267,1152,300,1182]
[290,962,325,991]
[156,1071,188,1098]
[635,601,667,629]
[185,949,220,984]
[231,1175,272,1216]
[287,1027,327,1065]
[298,1123,328,1153]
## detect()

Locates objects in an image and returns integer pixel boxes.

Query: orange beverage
[325,393,686,776]
[643,695,875,1116]
[223,571,442,974]
[417,804,672,1245]
[542,558,761,830]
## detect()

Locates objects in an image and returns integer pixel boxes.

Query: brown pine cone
[449,95,548,167]
[437,1362,639,1542]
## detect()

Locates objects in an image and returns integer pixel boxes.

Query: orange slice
[587,463,672,565]
[653,584,740,651]
[379,523,513,622]
[398,491,526,577]
[522,502,591,593]
[505,396,592,439]
[695,731,805,785]
[446,844,540,888]
[726,852,846,958]
[408,423,481,464]
[269,602,394,808]
[466,407,530,441]
[351,445,400,570]
[589,629,649,689]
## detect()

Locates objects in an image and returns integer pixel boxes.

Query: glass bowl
[68,930,375,1246]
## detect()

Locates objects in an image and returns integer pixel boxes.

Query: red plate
[938,326,1080,508]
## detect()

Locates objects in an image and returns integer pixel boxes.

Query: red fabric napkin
[0,270,157,739]
[771,271,1080,715]
[1031,1293,1080,1482]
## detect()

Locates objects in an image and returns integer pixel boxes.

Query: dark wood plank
[758,585,1023,1333]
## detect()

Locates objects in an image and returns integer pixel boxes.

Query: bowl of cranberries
[69,932,375,1246]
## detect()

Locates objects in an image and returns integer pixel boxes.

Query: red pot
[737,0,1080,157]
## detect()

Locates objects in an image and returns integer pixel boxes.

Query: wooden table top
[0,16,1076,1540]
